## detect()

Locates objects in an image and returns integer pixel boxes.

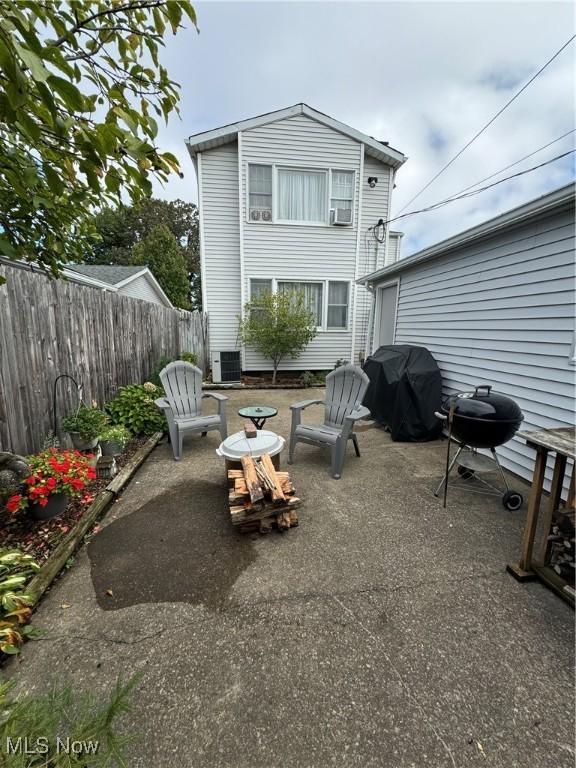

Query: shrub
[98,425,131,447]
[0,549,41,655]
[238,290,317,384]
[62,405,108,439]
[106,384,166,436]
[5,449,96,515]
[299,371,315,387]
[149,352,199,387]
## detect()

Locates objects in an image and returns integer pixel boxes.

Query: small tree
[131,225,191,309]
[238,290,317,384]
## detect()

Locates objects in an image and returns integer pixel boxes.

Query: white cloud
[153,0,575,256]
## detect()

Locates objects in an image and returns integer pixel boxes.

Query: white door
[376,283,398,347]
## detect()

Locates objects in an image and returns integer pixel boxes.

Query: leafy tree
[88,198,201,307]
[0,1,196,283]
[131,224,191,309]
[238,290,318,384]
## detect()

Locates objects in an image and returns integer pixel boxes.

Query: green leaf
[48,75,85,111]
[13,40,49,82]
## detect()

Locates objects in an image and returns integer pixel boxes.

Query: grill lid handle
[474,384,492,396]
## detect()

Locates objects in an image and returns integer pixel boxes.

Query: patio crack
[332,593,458,768]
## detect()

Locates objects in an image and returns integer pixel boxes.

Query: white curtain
[278,169,326,223]
[279,281,322,325]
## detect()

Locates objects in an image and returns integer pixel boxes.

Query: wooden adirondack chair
[288,364,370,479]
[155,361,228,461]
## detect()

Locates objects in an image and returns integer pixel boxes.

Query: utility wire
[436,129,576,203]
[396,34,576,214]
[377,150,575,228]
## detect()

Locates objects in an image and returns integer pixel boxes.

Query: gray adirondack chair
[155,361,228,461]
[288,364,370,479]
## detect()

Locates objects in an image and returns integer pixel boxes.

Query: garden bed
[0,437,150,566]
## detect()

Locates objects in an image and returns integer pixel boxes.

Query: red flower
[6,494,23,513]
[45,477,57,490]
[38,497,48,507]
[25,475,36,485]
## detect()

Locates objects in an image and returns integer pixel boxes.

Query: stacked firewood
[227,453,301,534]
[547,508,575,586]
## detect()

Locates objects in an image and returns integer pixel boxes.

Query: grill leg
[491,448,509,492]
[434,445,464,497]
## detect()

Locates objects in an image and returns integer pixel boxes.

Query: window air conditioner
[211,351,241,384]
[249,208,272,221]
[332,208,352,226]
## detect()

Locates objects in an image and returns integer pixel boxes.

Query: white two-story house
[186,103,407,377]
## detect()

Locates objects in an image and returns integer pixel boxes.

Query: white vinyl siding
[199,142,241,351]
[242,113,364,369]
[355,156,393,362]
[118,274,168,306]
[382,206,575,490]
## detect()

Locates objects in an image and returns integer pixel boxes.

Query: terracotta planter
[68,433,98,451]
[29,492,69,521]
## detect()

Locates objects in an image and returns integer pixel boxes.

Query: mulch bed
[0,437,149,565]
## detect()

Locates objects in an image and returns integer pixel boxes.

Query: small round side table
[238,405,278,430]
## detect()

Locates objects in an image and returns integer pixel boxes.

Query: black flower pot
[29,492,69,521]
[69,433,98,451]
[99,440,123,457]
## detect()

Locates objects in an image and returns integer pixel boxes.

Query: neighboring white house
[64,264,173,307]
[358,183,576,487]
[186,103,407,372]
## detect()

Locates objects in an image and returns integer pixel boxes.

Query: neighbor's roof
[186,103,407,169]
[65,264,145,286]
[358,183,576,285]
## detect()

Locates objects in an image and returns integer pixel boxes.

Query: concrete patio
[9,388,575,767]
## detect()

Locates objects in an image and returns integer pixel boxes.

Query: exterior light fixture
[367,177,378,188]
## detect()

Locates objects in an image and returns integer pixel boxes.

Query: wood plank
[519,447,548,571]
[518,427,576,460]
[536,452,567,565]
[260,453,285,503]
[240,456,264,504]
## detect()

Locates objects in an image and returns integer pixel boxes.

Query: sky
[151,0,575,257]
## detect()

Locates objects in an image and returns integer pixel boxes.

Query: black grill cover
[362,345,443,441]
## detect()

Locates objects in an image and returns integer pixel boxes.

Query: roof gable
[66,264,145,285]
[186,103,406,168]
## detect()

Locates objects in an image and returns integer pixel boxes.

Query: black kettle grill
[434,385,525,511]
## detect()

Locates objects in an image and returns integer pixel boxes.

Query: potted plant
[62,405,108,450]
[4,448,96,521]
[99,425,131,457]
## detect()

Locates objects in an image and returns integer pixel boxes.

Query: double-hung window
[327,282,349,329]
[248,165,272,221]
[330,171,354,223]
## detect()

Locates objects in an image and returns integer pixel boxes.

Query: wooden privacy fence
[0,264,209,455]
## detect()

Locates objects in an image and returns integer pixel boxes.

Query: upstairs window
[247,165,355,226]
[248,165,272,222]
[330,171,354,223]
[277,169,327,224]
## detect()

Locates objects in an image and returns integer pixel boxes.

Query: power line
[379,150,574,228]
[396,34,576,214]
[436,129,576,202]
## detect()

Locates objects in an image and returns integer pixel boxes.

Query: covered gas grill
[434,385,525,511]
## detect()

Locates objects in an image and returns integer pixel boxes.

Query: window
[248,165,272,221]
[250,278,272,300]
[278,281,323,326]
[247,165,354,225]
[327,282,349,329]
[277,169,327,224]
[330,171,354,220]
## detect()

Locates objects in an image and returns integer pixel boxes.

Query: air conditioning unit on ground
[211,351,241,384]
[332,207,352,226]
